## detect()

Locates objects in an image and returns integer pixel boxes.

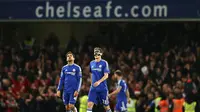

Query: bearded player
[57,51,82,112]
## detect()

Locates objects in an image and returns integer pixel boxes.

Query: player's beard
[67,60,73,64]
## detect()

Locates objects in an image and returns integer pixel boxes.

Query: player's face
[114,73,118,80]
[94,53,101,59]
[66,53,74,62]
[94,49,102,59]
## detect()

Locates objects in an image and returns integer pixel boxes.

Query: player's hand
[74,91,79,97]
[127,98,131,104]
[93,81,100,87]
[56,91,61,97]
[108,94,111,98]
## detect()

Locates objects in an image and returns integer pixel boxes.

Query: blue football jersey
[90,59,110,91]
[57,64,82,93]
[117,79,128,101]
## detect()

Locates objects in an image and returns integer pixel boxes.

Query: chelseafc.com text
[35,1,168,19]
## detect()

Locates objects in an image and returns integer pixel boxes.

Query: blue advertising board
[0,0,200,21]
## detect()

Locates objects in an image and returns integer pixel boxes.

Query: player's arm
[75,66,82,96]
[126,88,131,103]
[97,61,110,84]
[109,86,122,97]
[56,68,64,97]
[89,72,92,85]
[93,73,108,87]
[98,73,109,84]
[89,63,92,85]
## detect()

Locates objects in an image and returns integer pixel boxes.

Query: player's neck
[68,62,74,65]
[117,77,122,81]
[95,58,101,62]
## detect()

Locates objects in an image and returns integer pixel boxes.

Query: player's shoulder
[118,79,122,85]
[74,63,81,67]
[62,64,68,69]
[101,59,108,63]
[74,64,81,70]
[101,59,108,65]
[90,60,95,64]
[119,80,126,85]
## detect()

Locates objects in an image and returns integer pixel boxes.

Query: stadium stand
[0,23,200,112]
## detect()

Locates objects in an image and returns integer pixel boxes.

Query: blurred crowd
[0,23,200,112]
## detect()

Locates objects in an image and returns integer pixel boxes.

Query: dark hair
[66,51,75,57]
[114,70,123,76]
